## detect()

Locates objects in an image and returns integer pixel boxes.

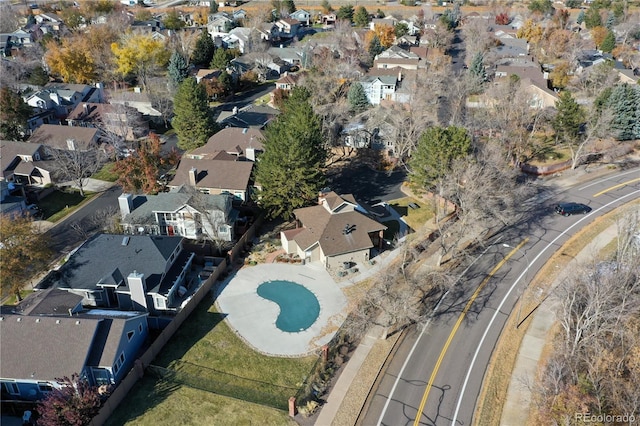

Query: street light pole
[503,243,531,329]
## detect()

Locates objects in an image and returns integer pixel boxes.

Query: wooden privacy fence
[90,215,264,425]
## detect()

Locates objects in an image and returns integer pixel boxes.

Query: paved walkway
[500,223,619,425]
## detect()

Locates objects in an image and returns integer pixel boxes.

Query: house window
[113,352,125,375]
[37,382,53,393]
[155,297,166,309]
[2,381,19,395]
[127,330,134,341]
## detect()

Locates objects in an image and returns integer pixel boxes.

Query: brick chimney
[188,167,198,186]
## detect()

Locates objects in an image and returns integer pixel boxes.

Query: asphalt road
[45,185,123,254]
[362,167,640,426]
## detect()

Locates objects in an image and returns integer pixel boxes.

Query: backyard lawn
[92,163,119,182]
[107,292,316,425]
[387,197,435,231]
[38,189,92,222]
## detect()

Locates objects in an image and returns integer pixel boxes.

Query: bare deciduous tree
[48,145,107,197]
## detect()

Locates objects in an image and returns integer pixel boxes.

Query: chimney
[118,193,133,219]
[83,103,89,116]
[66,139,76,151]
[246,147,256,161]
[188,167,198,186]
[398,70,402,81]
[127,271,148,311]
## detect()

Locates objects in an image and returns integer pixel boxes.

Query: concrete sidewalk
[500,224,619,426]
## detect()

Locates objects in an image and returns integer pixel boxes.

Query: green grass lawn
[107,293,316,425]
[39,190,92,222]
[92,163,119,182]
[387,197,435,231]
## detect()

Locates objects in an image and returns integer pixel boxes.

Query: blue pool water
[257,280,320,332]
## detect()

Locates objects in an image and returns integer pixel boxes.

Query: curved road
[362,167,640,426]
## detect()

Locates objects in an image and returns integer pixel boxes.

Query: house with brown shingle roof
[168,158,254,201]
[196,127,264,161]
[0,140,54,186]
[29,124,99,151]
[281,190,386,270]
[374,45,420,71]
[67,103,148,142]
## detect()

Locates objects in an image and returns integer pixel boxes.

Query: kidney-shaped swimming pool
[257,280,321,332]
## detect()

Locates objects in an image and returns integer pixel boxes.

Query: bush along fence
[147,362,296,411]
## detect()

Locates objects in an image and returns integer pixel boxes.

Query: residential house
[0,140,53,186]
[198,127,264,160]
[168,158,254,201]
[493,64,558,108]
[23,83,103,120]
[290,9,311,26]
[615,67,640,84]
[130,19,163,34]
[118,190,237,241]
[224,27,253,53]
[29,124,100,151]
[66,103,148,142]
[26,109,60,135]
[274,72,300,92]
[106,89,163,124]
[0,309,149,402]
[267,46,305,67]
[321,13,337,26]
[216,104,279,129]
[370,16,397,31]
[360,74,398,105]
[233,9,247,21]
[41,233,196,314]
[33,12,64,31]
[342,122,373,148]
[280,190,386,269]
[274,18,300,39]
[395,34,418,48]
[207,12,233,34]
[398,19,421,36]
[373,46,420,70]
[195,68,223,84]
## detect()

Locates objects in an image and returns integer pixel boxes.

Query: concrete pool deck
[216,263,348,357]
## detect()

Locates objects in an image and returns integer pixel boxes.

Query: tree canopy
[254,87,327,219]
[172,77,218,150]
[354,6,369,27]
[0,214,52,300]
[336,5,354,22]
[606,83,640,141]
[347,82,369,112]
[111,34,168,90]
[553,91,585,143]
[168,51,189,88]
[192,30,216,66]
[0,87,31,141]
[210,47,235,70]
[410,126,472,190]
[469,51,487,83]
[37,374,102,426]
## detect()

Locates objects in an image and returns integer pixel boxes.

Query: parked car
[554,203,592,216]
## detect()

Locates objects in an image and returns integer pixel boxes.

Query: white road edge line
[577,167,640,191]
[376,242,499,426]
[451,189,640,426]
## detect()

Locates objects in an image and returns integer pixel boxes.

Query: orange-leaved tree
[113,133,179,194]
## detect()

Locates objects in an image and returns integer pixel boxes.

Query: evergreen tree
[354,6,369,27]
[576,10,585,24]
[283,0,296,13]
[552,91,584,143]
[368,34,384,60]
[209,1,218,13]
[210,47,233,70]
[605,11,615,29]
[410,126,472,190]
[606,84,640,141]
[254,87,327,219]
[168,51,189,88]
[469,52,487,82]
[395,22,409,37]
[320,0,332,13]
[584,7,602,29]
[336,5,354,22]
[218,71,233,95]
[347,82,369,112]
[600,30,616,52]
[172,77,217,150]
[0,86,32,141]
[192,30,215,66]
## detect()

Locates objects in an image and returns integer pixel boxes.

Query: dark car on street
[554,202,592,216]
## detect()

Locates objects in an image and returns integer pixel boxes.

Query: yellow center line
[412,239,529,426]
[593,177,640,197]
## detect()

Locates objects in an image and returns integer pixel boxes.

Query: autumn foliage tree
[495,13,510,25]
[37,374,103,426]
[45,37,97,83]
[111,34,168,90]
[373,24,395,48]
[113,133,179,194]
[0,214,52,300]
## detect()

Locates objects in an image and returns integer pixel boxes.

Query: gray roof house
[40,234,196,315]
[360,75,398,105]
[0,309,149,402]
[119,191,238,242]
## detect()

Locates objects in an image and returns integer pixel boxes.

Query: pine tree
[552,91,584,143]
[168,51,189,88]
[283,0,296,13]
[576,10,585,24]
[368,34,384,59]
[409,126,472,190]
[584,7,602,29]
[600,30,616,53]
[606,84,640,141]
[172,77,217,150]
[470,52,487,82]
[354,6,369,27]
[336,5,354,22]
[605,11,615,29]
[210,47,233,70]
[347,82,369,112]
[191,30,215,66]
[0,86,32,141]
[254,87,327,219]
